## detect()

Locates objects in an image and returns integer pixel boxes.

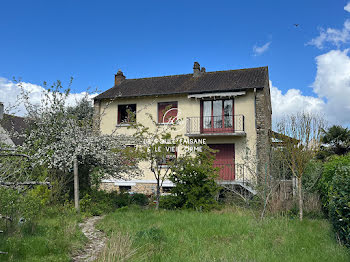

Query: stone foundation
[99,182,169,196]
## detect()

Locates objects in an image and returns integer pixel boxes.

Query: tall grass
[0,207,86,262]
[97,206,350,262]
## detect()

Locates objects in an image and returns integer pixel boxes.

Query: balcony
[185,115,245,136]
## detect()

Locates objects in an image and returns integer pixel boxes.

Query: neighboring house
[0,102,28,147]
[94,62,272,194]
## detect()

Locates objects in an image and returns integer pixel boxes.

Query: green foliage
[0,188,43,233]
[318,125,350,159]
[80,190,149,216]
[0,206,85,261]
[27,185,51,206]
[328,166,350,247]
[303,160,323,193]
[167,149,220,211]
[318,153,350,247]
[130,193,149,206]
[318,154,350,204]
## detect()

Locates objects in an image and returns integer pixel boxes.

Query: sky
[1,0,350,127]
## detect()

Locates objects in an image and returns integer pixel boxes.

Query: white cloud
[270,81,325,125]
[253,42,271,56]
[307,20,350,49]
[345,2,350,12]
[312,49,350,124]
[271,49,350,126]
[0,77,96,116]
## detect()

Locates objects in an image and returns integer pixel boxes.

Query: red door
[209,144,235,180]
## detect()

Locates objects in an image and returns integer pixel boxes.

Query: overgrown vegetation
[96,207,350,262]
[160,149,220,211]
[0,204,85,261]
[318,153,350,247]
[80,189,149,216]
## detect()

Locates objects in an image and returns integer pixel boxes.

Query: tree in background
[277,112,324,220]
[317,125,350,159]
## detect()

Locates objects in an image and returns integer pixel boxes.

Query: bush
[159,195,182,210]
[319,154,350,204]
[130,193,149,206]
[167,149,220,211]
[328,165,350,247]
[80,190,149,215]
[0,188,43,233]
[318,153,350,247]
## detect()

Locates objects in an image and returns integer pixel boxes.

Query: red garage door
[209,144,235,181]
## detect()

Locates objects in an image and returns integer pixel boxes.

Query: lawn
[96,206,350,262]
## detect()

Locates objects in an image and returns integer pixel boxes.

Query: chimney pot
[201,67,206,73]
[193,62,201,77]
[114,69,126,86]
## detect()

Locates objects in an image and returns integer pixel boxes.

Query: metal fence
[186,115,245,135]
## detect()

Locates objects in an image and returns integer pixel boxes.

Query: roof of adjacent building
[0,114,28,146]
[94,66,269,100]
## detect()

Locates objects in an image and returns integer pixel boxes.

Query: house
[94,62,272,194]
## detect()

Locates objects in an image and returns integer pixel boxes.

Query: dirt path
[72,216,107,262]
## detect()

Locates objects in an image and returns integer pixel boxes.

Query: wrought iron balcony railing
[186,115,245,135]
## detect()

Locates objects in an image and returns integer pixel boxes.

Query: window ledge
[116,123,133,127]
[156,123,178,126]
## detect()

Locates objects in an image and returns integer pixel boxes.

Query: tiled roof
[0,114,28,145]
[94,66,269,100]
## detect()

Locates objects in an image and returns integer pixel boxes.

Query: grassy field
[0,207,86,262]
[96,206,350,262]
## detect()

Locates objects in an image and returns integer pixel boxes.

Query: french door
[201,99,234,133]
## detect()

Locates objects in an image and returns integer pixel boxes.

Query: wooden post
[74,155,80,212]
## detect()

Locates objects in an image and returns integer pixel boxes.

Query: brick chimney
[0,102,3,120]
[114,70,126,86]
[193,62,201,77]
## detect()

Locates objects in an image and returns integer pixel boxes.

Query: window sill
[156,123,178,126]
[116,123,134,127]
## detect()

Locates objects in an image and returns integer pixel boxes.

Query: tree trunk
[74,155,80,212]
[297,176,303,221]
[155,179,160,210]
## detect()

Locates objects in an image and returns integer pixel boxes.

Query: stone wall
[255,83,272,182]
[100,182,168,196]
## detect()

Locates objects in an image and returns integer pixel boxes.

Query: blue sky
[1,0,350,126]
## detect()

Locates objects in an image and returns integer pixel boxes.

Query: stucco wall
[96,91,259,184]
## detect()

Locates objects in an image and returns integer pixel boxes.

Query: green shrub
[80,190,149,215]
[168,149,220,211]
[114,192,131,208]
[130,193,149,206]
[318,153,350,247]
[328,165,350,247]
[319,154,350,205]
[0,188,42,233]
[159,195,182,209]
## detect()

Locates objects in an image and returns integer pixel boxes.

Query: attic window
[118,104,136,124]
[158,102,178,123]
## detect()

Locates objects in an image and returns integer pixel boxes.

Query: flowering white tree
[1,80,138,211]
